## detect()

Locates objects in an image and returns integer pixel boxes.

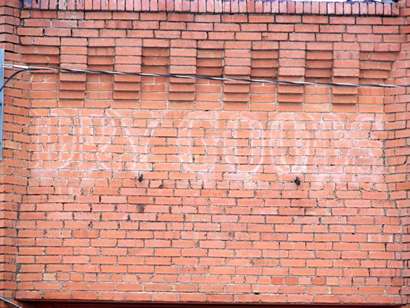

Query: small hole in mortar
[293,177,301,186]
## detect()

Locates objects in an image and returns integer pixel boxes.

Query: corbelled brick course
[0,0,409,306]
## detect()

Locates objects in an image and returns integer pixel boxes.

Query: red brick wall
[386,0,410,304]
[0,0,29,306]
[0,0,409,306]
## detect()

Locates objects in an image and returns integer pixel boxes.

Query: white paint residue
[31,110,386,189]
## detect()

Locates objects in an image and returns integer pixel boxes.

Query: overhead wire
[2,63,408,90]
[0,68,32,92]
[0,295,22,308]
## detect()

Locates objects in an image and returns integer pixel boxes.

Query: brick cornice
[23,0,399,16]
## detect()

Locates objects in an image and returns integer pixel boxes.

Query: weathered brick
[3,0,408,306]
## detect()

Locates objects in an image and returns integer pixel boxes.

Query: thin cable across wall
[2,63,407,91]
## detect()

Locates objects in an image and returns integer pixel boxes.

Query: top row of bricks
[23,0,398,16]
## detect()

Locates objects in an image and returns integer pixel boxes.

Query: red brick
[3,1,408,306]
